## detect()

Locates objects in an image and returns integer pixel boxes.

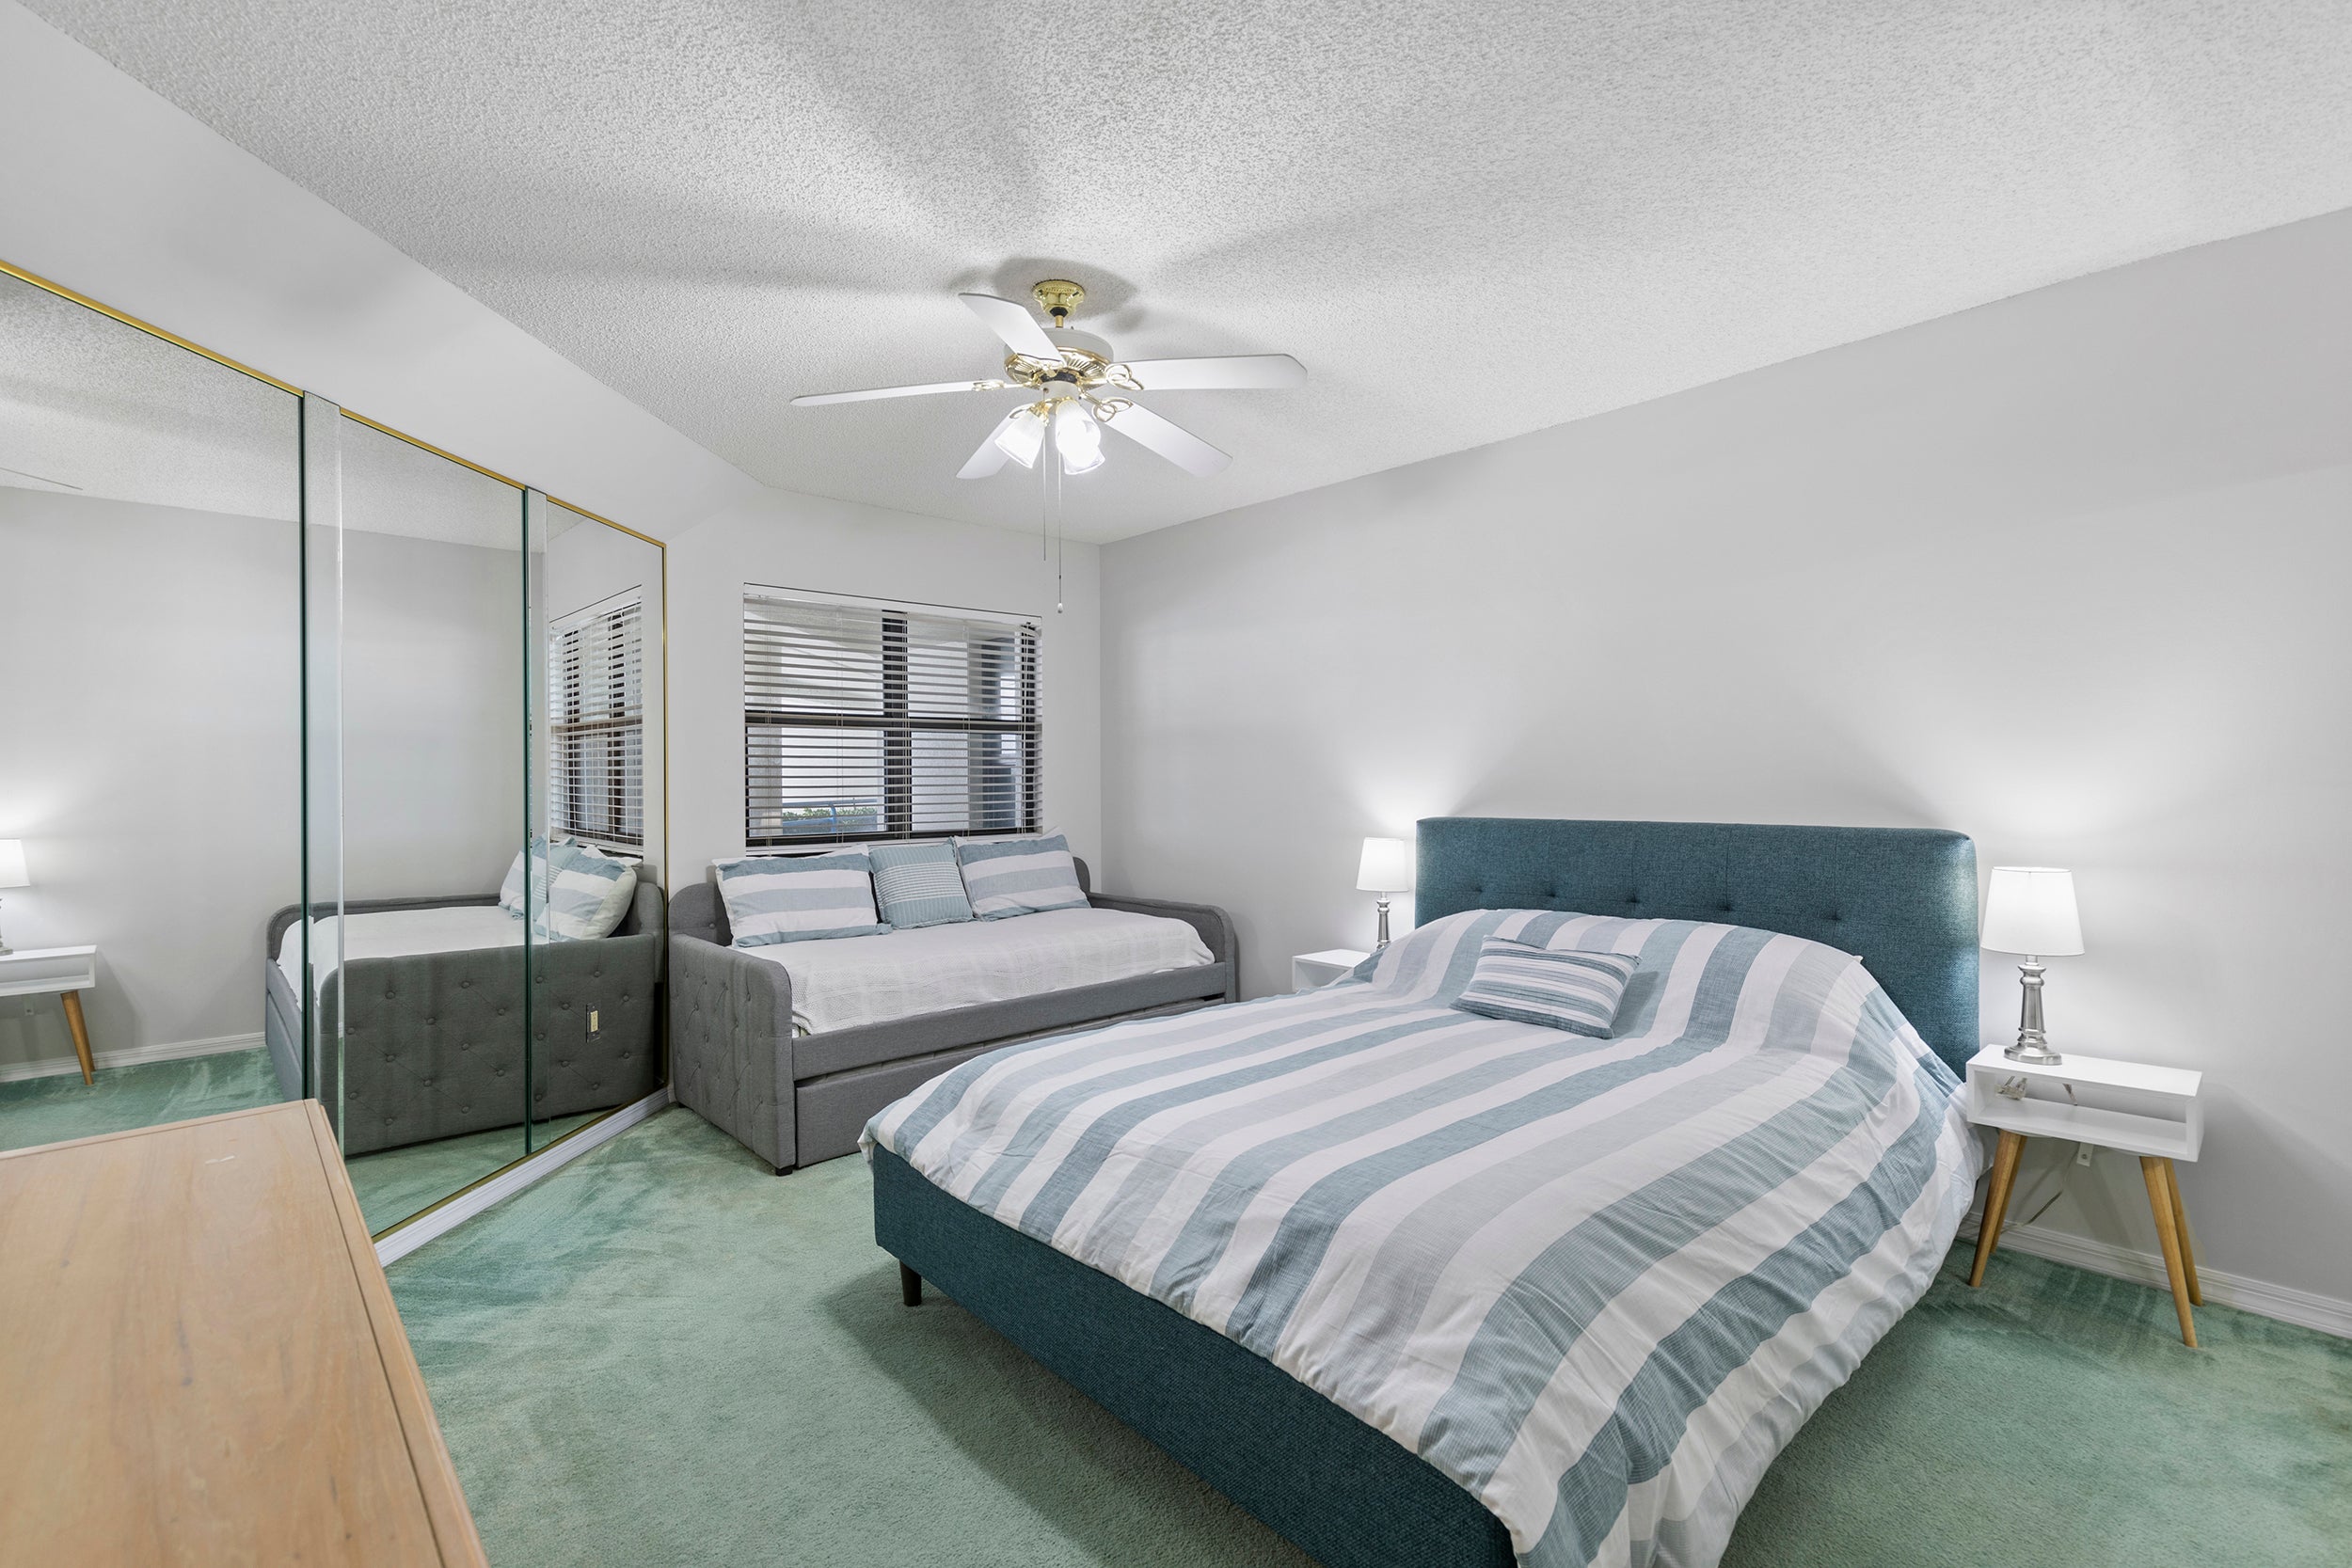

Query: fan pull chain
[1043,445,1066,612]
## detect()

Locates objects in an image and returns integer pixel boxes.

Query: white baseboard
[1959,1214,2352,1340]
[373,1085,673,1267]
[0,1030,264,1084]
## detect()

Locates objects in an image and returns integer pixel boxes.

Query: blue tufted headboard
[1416,817,1979,1073]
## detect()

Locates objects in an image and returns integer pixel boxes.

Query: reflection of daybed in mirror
[262,876,665,1155]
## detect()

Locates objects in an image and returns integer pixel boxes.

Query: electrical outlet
[587,1006,600,1038]
[2075,1142,2095,1167]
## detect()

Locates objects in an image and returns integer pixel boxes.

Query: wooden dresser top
[0,1101,488,1566]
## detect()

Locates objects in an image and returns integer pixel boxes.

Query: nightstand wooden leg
[2141,1156,2199,1347]
[60,990,95,1085]
[2161,1157,2201,1306]
[1969,1129,2026,1288]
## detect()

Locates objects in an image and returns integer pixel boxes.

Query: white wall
[1099,209,2352,1308]
[339,529,526,902]
[667,491,1101,886]
[0,490,531,1071]
[0,491,295,1070]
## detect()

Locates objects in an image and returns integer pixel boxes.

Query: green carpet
[347,1112,602,1234]
[0,1046,279,1151]
[386,1107,2352,1568]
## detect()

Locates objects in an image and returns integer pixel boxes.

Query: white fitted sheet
[743,907,1214,1035]
[277,905,525,992]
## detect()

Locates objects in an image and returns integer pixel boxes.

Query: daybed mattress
[747,907,1214,1036]
[276,905,524,992]
[866,908,1980,1568]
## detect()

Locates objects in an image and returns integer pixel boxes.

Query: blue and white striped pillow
[1454,937,1638,1037]
[499,840,576,919]
[543,845,638,942]
[868,842,974,929]
[715,851,887,946]
[953,833,1088,920]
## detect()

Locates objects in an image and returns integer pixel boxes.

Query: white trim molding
[373,1085,672,1266]
[1960,1215,2352,1340]
[0,1030,263,1084]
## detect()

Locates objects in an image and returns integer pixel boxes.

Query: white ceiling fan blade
[1116,354,1306,390]
[1101,402,1231,477]
[792,378,1003,406]
[957,408,1026,479]
[959,293,1062,361]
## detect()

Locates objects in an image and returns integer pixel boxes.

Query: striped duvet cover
[866,909,1981,1568]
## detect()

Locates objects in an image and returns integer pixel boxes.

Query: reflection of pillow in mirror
[544,846,638,941]
[499,840,578,917]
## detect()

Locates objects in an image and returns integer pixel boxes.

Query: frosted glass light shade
[0,841,26,890]
[1980,866,2083,956]
[1356,836,1414,894]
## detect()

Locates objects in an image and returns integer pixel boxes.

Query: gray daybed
[669,858,1235,1173]
[264,877,666,1155]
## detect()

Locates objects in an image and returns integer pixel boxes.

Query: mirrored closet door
[0,266,302,1150]
[4,256,668,1242]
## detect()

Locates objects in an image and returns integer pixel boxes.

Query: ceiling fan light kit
[790,277,1307,484]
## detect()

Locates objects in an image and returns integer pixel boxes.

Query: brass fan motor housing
[1032,278,1086,325]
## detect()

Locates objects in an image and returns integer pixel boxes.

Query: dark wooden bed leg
[899,1262,924,1307]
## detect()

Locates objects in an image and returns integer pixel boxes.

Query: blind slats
[550,596,644,848]
[743,593,1040,847]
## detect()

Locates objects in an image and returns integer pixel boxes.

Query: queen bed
[865,817,1982,1568]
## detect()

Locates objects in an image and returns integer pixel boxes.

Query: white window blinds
[743,591,1040,847]
[549,593,644,848]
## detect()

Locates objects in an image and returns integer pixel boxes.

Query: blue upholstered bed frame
[873,818,1979,1568]
[1416,817,1979,1072]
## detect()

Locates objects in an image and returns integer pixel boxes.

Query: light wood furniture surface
[0,1101,488,1566]
[1291,947,1372,992]
[0,942,100,1084]
[1963,1044,2205,1346]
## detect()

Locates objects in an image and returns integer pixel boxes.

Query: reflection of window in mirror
[549,590,644,852]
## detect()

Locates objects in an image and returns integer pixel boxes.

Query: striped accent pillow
[1454,937,1638,1037]
[543,845,638,942]
[498,841,577,918]
[868,842,974,930]
[715,850,887,947]
[953,833,1089,921]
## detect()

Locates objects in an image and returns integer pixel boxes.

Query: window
[744,590,1040,847]
[549,591,644,847]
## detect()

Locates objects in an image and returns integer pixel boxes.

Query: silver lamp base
[1373,895,1391,951]
[2003,956,2061,1066]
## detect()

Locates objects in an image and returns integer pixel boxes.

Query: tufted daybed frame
[668,858,1236,1173]
[263,878,666,1156]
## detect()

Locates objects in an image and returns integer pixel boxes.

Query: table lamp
[0,840,27,957]
[1980,866,2082,1066]
[1356,836,1414,951]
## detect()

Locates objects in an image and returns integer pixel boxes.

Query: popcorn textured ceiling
[25,1,2352,542]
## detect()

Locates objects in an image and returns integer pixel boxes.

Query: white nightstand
[0,944,100,1085]
[1292,948,1371,992]
[1963,1044,2204,1345]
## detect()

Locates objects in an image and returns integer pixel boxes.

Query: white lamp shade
[0,840,26,890]
[1356,836,1414,894]
[1980,866,2083,956]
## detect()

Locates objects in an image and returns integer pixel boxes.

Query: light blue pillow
[543,845,638,942]
[953,833,1088,920]
[1454,937,1637,1037]
[715,851,887,946]
[869,842,974,929]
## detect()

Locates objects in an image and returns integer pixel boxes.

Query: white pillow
[952,833,1089,920]
[498,840,577,918]
[713,850,887,946]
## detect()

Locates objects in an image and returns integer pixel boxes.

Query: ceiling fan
[790,279,1305,481]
